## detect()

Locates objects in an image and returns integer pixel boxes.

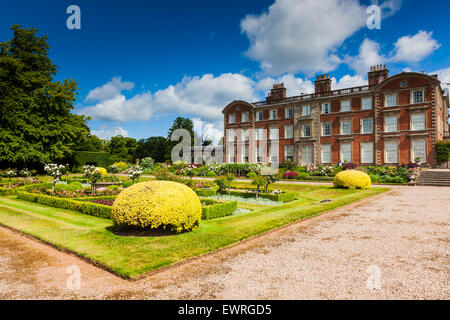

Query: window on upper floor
[341,100,351,112]
[321,103,330,114]
[361,118,373,134]
[322,122,331,136]
[302,124,311,137]
[385,115,398,132]
[241,128,249,141]
[270,109,278,120]
[241,112,249,123]
[362,97,373,110]
[256,128,264,141]
[412,90,424,104]
[229,113,236,124]
[341,120,352,135]
[385,94,397,107]
[411,112,426,131]
[269,127,279,140]
[227,129,235,141]
[256,111,264,121]
[285,108,293,118]
[284,125,293,139]
[302,105,311,116]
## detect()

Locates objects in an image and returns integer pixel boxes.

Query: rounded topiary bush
[111,180,202,233]
[333,170,371,189]
[96,167,107,175]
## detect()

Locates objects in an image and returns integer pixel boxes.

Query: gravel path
[0,186,448,299]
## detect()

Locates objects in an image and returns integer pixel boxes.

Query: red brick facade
[223,66,449,166]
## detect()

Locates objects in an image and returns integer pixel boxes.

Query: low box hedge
[200,199,237,220]
[194,188,217,197]
[0,186,16,196]
[222,190,296,203]
[16,191,112,219]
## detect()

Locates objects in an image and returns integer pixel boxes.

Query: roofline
[222,100,256,114]
[374,72,441,90]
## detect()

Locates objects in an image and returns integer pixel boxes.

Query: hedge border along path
[16,191,240,221]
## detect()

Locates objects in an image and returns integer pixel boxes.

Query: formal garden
[0,160,389,278]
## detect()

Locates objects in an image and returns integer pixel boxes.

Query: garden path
[0,185,448,299]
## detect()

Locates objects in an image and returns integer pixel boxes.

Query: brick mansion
[222,66,449,166]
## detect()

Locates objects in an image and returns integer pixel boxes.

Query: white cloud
[193,118,224,145]
[333,74,366,89]
[152,73,257,121]
[391,30,440,63]
[347,38,385,75]
[91,126,130,140]
[85,77,134,102]
[431,67,450,92]
[80,92,153,122]
[256,74,314,96]
[241,0,368,75]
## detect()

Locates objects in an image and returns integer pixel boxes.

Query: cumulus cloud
[152,73,257,121]
[85,77,134,102]
[333,74,366,89]
[241,0,369,75]
[91,126,130,140]
[347,39,386,75]
[431,67,450,92]
[391,31,440,63]
[256,74,314,96]
[80,92,153,122]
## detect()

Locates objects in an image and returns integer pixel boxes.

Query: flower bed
[16,191,112,218]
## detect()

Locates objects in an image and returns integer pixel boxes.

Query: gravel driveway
[0,186,448,299]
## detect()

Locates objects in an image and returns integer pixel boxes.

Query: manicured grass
[0,184,388,278]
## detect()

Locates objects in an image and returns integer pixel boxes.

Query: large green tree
[0,25,90,169]
[106,135,137,163]
[134,136,169,163]
[166,117,196,160]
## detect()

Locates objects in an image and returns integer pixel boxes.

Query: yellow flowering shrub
[333,170,371,189]
[96,167,107,175]
[113,162,128,171]
[111,181,202,233]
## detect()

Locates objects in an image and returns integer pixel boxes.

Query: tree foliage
[0,25,90,169]
[134,136,169,163]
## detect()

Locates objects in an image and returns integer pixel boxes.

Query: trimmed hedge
[194,189,217,197]
[222,190,296,203]
[201,199,237,220]
[74,151,111,168]
[0,187,16,196]
[437,141,450,164]
[74,195,118,202]
[16,191,112,219]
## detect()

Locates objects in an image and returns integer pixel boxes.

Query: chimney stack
[314,74,332,94]
[266,83,287,103]
[368,65,389,86]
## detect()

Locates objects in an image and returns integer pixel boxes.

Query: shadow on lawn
[106,225,178,238]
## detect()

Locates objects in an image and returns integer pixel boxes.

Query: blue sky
[1,0,449,142]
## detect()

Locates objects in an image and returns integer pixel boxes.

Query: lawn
[0,183,388,278]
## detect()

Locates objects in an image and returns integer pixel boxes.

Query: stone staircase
[417,170,450,186]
